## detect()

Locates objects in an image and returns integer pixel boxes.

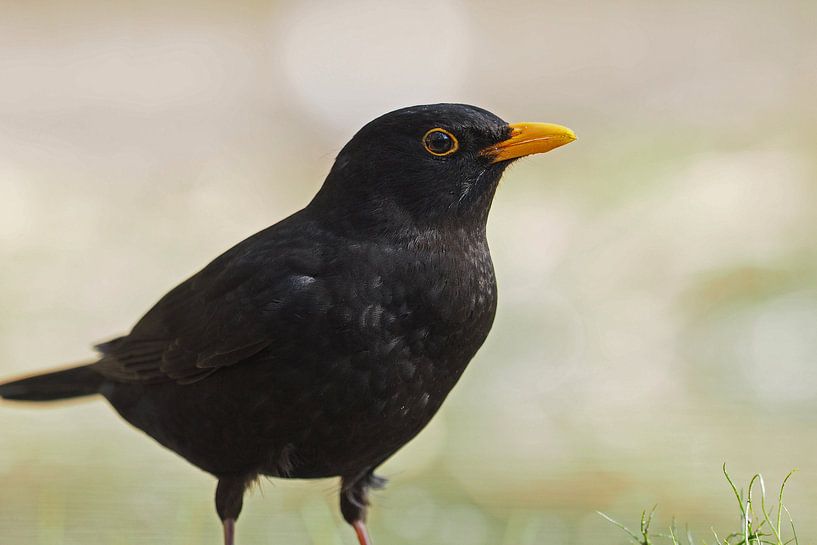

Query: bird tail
[0,364,103,402]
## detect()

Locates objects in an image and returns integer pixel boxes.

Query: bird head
[312,103,575,235]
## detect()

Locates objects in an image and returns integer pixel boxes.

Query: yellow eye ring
[422,128,459,156]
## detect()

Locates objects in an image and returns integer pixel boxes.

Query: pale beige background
[1,1,816,544]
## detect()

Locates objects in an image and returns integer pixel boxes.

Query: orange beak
[482,122,576,163]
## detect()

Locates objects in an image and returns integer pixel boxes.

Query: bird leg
[223,518,236,545]
[216,475,252,545]
[340,471,387,545]
[352,520,372,545]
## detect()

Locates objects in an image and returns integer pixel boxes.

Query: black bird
[0,104,575,545]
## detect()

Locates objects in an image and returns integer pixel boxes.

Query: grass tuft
[599,465,800,545]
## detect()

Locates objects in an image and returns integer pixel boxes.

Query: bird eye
[422,128,459,156]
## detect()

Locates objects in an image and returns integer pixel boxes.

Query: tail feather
[0,365,103,401]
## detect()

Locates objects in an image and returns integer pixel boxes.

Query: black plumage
[0,104,575,545]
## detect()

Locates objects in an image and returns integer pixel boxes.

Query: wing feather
[91,222,330,385]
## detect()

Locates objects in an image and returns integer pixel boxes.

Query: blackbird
[0,103,575,545]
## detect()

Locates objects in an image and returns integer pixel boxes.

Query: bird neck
[308,170,497,242]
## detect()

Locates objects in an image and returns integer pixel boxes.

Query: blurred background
[1,1,816,544]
